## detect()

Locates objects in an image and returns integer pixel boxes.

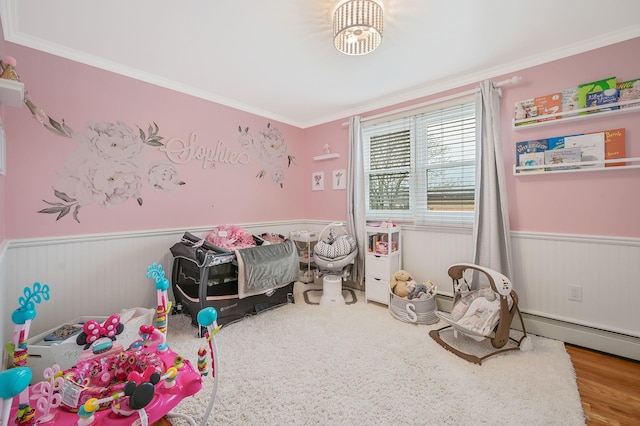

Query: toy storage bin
[26,307,155,384]
[389,292,439,325]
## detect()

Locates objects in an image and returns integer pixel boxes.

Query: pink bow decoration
[126,365,158,385]
[83,314,121,344]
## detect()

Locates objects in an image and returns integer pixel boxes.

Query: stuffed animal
[408,282,428,300]
[390,270,413,298]
[479,287,497,302]
[408,280,436,300]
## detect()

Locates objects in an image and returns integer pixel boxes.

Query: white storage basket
[389,292,439,324]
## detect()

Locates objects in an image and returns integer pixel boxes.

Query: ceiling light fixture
[333,0,383,56]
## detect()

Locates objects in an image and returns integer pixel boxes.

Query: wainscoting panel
[3,224,639,362]
[511,232,640,338]
[0,241,8,367]
[401,227,474,292]
[4,231,184,342]
[401,227,640,360]
[1,221,319,349]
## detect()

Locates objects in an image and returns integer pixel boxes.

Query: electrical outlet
[568,285,582,302]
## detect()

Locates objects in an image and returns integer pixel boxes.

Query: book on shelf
[592,128,626,167]
[534,92,562,121]
[585,88,619,113]
[577,76,617,114]
[617,78,640,109]
[563,133,606,168]
[561,87,579,117]
[517,128,627,173]
[513,98,536,125]
[546,134,580,151]
[515,139,548,173]
[544,147,582,171]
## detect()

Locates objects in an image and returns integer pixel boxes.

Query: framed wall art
[312,171,324,190]
[332,169,346,190]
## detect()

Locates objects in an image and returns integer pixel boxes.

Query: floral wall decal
[1,56,74,138]
[238,122,295,188]
[38,121,185,223]
[0,56,187,223]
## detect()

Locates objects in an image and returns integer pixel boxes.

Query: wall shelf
[0,78,25,107]
[514,157,640,175]
[513,99,640,130]
[313,153,340,161]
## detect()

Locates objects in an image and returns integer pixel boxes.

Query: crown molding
[312,25,640,128]
[2,2,639,130]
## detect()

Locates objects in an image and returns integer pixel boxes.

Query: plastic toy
[147,263,171,334]
[0,368,31,426]
[2,264,221,426]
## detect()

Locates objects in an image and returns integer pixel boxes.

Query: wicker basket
[389,292,439,324]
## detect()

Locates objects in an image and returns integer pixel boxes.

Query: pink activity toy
[2,264,221,426]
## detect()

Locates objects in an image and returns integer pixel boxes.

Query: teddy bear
[390,270,413,298]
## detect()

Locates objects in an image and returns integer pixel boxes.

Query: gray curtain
[473,81,513,279]
[347,116,366,287]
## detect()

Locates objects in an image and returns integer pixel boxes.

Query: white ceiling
[2,0,640,128]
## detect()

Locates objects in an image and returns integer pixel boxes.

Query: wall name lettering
[161,132,251,168]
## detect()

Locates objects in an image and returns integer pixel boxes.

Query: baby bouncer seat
[429,263,532,364]
[311,222,358,306]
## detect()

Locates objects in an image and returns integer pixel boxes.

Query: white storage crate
[25,307,155,384]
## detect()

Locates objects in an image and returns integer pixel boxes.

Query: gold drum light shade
[333,0,383,55]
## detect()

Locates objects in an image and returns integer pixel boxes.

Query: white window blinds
[363,97,476,227]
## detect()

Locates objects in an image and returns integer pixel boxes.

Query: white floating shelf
[513,156,640,175]
[512,99,640,130]
[0,78,25,107]
[313,153,340,161]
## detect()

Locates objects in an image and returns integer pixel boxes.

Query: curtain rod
[343,75,521,126]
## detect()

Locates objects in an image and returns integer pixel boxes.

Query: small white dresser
[364,225,401,305]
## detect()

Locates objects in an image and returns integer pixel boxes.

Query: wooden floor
[566,344,640,425]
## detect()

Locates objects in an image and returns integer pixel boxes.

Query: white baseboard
[518,313,640,361]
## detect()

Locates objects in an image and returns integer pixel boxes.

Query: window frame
[362,96,477,227]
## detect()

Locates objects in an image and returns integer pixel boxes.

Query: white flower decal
[39,121,184,222]
[238,123,295,188]
[148,162,186,191]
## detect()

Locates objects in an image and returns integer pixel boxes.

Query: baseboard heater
[435,295,640,362]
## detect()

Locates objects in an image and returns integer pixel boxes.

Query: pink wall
[3,44,310,239]
[499,37,640,237]
[303,119,351,221]
[305,37,640,238]
[2,37,639,240]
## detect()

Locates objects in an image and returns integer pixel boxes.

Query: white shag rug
[165,283,585,425]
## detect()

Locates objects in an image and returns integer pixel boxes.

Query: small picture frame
[332,169,346,190]
[312,171,324,191]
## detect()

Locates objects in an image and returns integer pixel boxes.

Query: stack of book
[515,128,626,173]
[514,76,640,124]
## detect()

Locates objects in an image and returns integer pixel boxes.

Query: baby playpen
[170,231,296,327]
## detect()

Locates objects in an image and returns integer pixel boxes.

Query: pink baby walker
[0,263,220,426]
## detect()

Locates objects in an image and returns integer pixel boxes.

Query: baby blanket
[235,239,299,299]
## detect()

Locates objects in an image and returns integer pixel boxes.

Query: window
[363,98,476,227]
